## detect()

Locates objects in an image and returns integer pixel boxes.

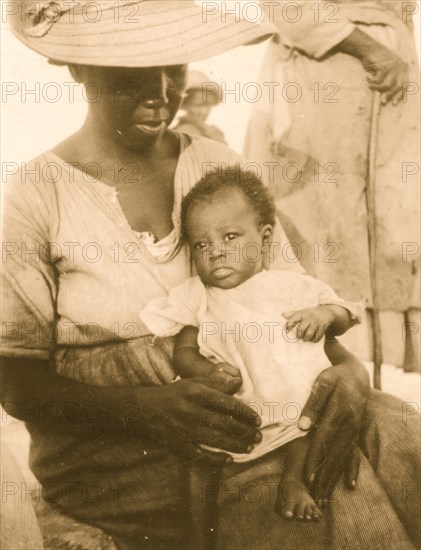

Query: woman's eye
[224,233,238,241]
[165,65,187,80]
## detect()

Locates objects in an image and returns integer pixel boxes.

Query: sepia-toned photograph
[1,1,420,549]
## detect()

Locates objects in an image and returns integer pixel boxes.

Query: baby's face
[185,188,272,289]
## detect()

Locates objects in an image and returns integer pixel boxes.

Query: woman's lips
[132,121,167,136]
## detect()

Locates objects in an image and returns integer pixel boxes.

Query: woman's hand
[132,376,260,465]
[1,358,259,467]
[297,338,370,501]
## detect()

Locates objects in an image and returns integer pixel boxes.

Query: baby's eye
[224,233,238,242]
[194,242,208,250]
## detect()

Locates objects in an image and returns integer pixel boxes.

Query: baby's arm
[283,305,354,343]
[174,326,242,393]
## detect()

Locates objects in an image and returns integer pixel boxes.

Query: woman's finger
[177,443,230,468]
[195,379,261,427]
[209,371,242,395]
[304,418,342,485]
[298,376,334,431]
[197,424,258,455]
[344,443,361,489]
[312,436,360,500]
[310,450,346,502]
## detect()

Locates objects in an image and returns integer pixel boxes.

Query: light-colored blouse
[1,134,300,386]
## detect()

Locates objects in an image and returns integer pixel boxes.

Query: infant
[141,167,362,521]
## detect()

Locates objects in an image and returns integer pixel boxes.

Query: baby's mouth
[212,267,234,279]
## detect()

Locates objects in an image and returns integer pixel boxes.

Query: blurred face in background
[183,90,213,125]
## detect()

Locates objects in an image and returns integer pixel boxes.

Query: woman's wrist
[0,356,144,436]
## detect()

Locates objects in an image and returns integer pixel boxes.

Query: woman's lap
[218,444,414,550]
[31,389,419,549]
[360,389,420,546]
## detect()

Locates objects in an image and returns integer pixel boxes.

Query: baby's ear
[261,224,274,244]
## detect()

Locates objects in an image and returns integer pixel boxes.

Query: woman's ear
[68,64,86,83]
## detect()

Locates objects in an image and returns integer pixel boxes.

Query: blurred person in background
[245,0,420,371]
[174,70,227,143]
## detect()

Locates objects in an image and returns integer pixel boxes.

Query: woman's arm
[174,326,242,394]
[0,356,260,461]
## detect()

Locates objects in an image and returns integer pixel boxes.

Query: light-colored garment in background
[245,1,420,369]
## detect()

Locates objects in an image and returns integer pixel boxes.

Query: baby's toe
[310,502,322,521]
[303,503,317,521]
[295,501,307,521]
[281,502,295,520]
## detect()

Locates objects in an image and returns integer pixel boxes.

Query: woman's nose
[144,71,169,108]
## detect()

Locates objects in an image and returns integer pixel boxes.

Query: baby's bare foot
[276,476,322,522]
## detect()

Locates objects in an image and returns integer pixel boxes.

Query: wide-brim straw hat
[8,0,276,67]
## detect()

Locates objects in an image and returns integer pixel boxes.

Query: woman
[1,1,419,549]
[244,0,420,370]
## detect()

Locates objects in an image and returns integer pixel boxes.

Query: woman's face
[73,64,188,150]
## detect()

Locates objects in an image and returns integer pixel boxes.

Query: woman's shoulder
[2,151,62,238]
[3,151,60,204]
[177,132,242,165]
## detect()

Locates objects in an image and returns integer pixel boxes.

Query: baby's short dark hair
[181,167,277,237]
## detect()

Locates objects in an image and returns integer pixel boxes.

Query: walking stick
[365,91,383,390]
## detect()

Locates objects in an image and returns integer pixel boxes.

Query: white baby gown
[141,270,362,462]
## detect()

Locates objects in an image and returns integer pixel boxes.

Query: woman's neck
[52,116,177,170]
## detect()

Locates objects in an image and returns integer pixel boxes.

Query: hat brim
[10,1,275,67]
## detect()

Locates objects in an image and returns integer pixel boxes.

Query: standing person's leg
[360,388,421,546]
[404,308,421,372]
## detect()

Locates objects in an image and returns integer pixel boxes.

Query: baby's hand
[283,307,335,343]
[208,363,243,395]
